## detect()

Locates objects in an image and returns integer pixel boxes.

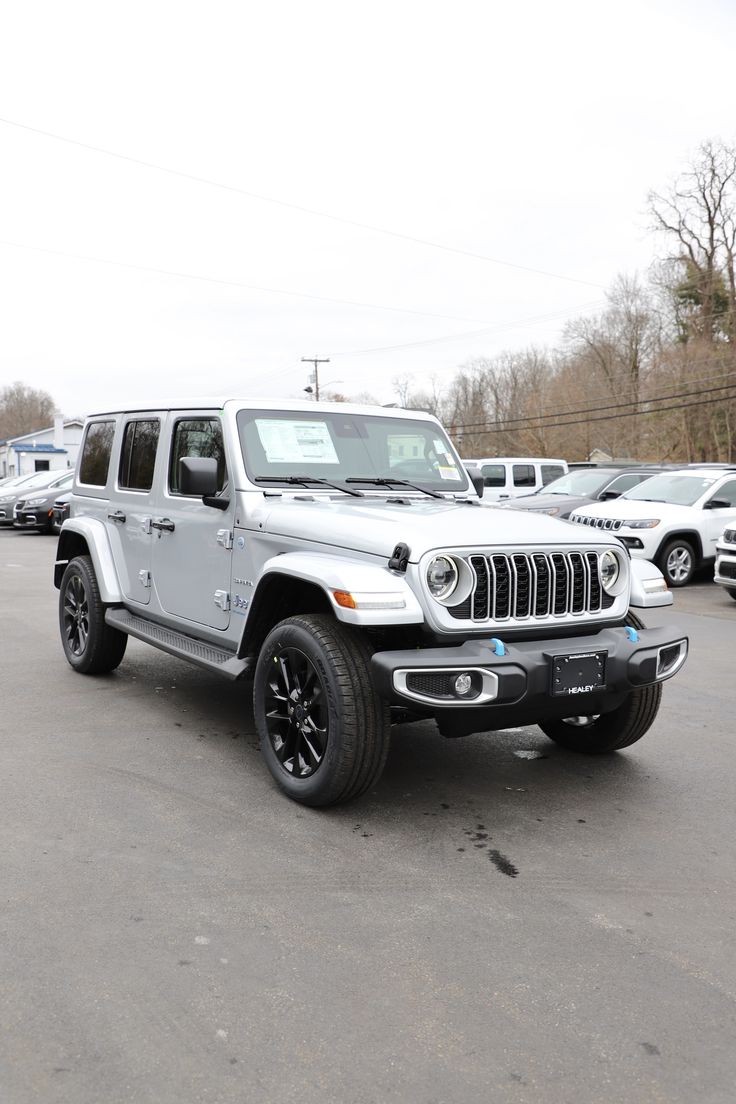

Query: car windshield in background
[236,410,469,492]
[623,474,717,506]
[541,469,619,496]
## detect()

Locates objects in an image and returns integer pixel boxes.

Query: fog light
[454,673,473,696]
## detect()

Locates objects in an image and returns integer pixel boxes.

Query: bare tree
[0,382,57,440]
[649,140,736,343]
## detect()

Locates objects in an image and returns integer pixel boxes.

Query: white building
[0,417,84,479]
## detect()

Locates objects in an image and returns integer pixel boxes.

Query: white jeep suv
[570,468,736,587]
[55,399,687,806]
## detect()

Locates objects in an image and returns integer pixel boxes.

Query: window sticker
[256,419,339,464]
[437,465,462,481]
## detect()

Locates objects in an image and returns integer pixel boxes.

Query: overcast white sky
[1,0,736,419]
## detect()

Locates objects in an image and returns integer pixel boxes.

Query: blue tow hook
[489,637,507,656]
[625,626,639,643]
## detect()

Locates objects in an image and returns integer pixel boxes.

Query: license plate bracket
[550,650,607,697]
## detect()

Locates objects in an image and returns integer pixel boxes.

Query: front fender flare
[628,557,673,608]
[56,518,123,604]
[257,552,424,625]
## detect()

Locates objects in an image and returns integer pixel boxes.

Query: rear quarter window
[79,421,116,487]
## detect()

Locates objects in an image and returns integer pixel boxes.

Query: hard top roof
[84,398,442,422]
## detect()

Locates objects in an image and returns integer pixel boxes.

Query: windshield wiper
[253,475,365,498]
[345,476,444,500]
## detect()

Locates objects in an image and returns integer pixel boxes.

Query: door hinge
[141,517,152,535]
[138,570,152,588]
[216,528,234,550]
[213,589,230,611]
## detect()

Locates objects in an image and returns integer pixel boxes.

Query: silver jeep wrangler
[55,399,688,806]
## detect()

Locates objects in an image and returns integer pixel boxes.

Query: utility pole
[301,356,330,401]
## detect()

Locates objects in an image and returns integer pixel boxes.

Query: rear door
[108,416,160,606]
[150,413,233,631]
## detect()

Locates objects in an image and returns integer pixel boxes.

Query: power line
[450,379,736,433]
[0,115,605,290]
[0,238,507,325]
[328,300,606,358]
[453,392,736,436]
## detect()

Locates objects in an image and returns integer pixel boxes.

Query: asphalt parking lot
[1,529,735,1104]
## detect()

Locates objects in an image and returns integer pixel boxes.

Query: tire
[727,588,736,602]
[253,614,390,807]
[59,555,127,674]
[658,538,696,587]
[538,610,662,754]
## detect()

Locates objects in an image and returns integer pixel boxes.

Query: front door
[150,414,233,631]
[703,478,736,555]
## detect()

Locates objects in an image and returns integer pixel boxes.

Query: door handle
[107,510,127,523]
[151,517,176,532]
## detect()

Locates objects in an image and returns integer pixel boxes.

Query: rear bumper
[372,623,688,720]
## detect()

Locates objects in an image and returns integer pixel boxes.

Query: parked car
[0,469,73,526]
[51,490,72,534]
[55,398,685,808]
[14,471,74,533]
[465,456,568,501]
[570,467,736,586]
[498,466,667,519]
[714,524,736,600]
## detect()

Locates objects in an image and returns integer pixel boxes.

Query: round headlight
[599,550,620,592]
[426,555,459,600]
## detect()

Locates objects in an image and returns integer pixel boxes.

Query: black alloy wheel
[264,647,328,778]
[59,555,127,674]
[254,614,390,807]
[63,572,90,658]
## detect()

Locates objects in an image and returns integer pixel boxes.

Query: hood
[246,494,616,561]
[504,492,598,518]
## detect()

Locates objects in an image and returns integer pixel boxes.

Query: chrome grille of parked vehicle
[571,514,624,531]
[448,550,615,621]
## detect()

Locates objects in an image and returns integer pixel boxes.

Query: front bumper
[372,623,687,728]
[14,509,53,530]
[714,544,736,589]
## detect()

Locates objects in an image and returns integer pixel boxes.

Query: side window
[541,464,565,485]
[513,464,535,487]
[481,464,505,488]
[79,421,116,487]
[169,418,227,495]
[709,479,736,507]
[119,420,160,491]
[607,473,643,495]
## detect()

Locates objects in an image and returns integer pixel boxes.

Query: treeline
[396,141,736,463]
[0,382,57,442]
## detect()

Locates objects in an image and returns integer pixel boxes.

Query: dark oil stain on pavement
[462,825,519,877]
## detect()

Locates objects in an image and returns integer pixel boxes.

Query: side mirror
[703,497,731,510]
[598,490,620,500]
[179,457,230,509]
[465,466,484,498]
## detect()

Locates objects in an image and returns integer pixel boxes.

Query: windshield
[236,409,468,492]
[540,469,618,496]
[623,473,717,507]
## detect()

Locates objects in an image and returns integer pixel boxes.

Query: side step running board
[105,608,251,680]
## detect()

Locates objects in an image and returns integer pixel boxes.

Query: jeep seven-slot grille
[448,550,614,622]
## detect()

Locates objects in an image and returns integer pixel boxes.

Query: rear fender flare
[55,518,122,604]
